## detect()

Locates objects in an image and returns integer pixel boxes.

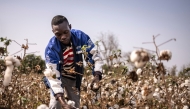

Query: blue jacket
[45,29,95,91]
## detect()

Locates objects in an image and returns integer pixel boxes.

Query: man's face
[52,21,71,44]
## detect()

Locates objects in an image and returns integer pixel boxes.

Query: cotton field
[0,57,190,109]
[0,37,190,109]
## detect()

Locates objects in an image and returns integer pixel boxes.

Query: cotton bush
[3,56,21,86]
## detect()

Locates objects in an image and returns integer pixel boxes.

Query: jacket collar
[48,30,78,52]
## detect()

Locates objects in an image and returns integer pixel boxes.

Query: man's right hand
[58,97,76,109]
[55,93,76,109]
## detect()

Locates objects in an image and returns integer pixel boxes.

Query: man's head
[51,15,72,44]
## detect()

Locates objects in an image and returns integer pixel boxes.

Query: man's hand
[90,71,101,92]
[55,93,76,109]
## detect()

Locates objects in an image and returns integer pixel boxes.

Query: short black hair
[51,15,69,26]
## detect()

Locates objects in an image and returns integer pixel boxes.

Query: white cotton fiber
[67,100,75,107]
[5,60,13,66]
[159,50,172,61]
[43,69,54,77]
[3,65,14,86]
[5,56,13,61]
[136,68,142,75]
[37,104,49,109]
[130,50,140,62]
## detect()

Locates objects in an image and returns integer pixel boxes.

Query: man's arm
[45,48,76,108]
[79,31,104,90]
[44,50,63,95]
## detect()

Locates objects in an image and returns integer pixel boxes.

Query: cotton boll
[184,79,190,88]
[145,106,149,109]
[181,98,187,104]
[82,106,87,109]
[155,88,160,92]
[67,100,75,107]
[43,69,55,77]
[185,79,190,84]
[168,87,172,92]
[181,83,185,88]
[138,81,142,86]
[113,64,119,68]
[118,87,124,94]
[159,50,164,56]
[153,75,160,83]
[136,68,142,75]
[130,50,140,62]
[153,92,160,99]
[113,104,119,109]
[3,65,14,86]
[92,83,99,90]
[159,50,172,61]
[37,104,49,109]
[183,105,189,109]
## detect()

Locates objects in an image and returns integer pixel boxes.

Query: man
[44,15,103,109]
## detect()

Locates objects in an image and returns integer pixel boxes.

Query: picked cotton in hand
[67,100,75,107]
[43,68,55,77]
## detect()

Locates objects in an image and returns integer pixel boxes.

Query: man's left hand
[90,71,101,91]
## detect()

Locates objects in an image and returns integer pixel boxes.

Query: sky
[0,0,190,72]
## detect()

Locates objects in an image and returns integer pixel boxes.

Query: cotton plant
[79,70,189,108]
[3,56,21,86]
[141,85,150,100]
[52,38,190,108]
